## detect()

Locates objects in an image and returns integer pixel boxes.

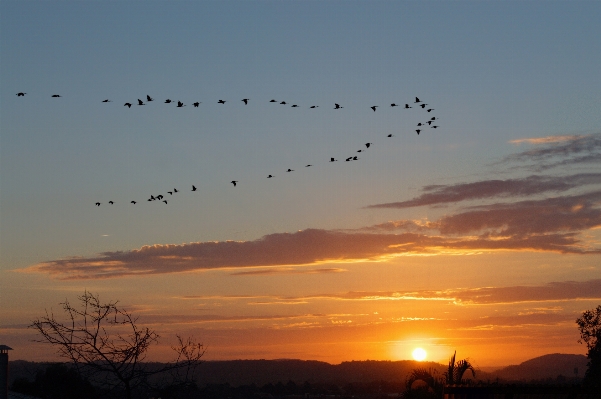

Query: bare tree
[30,291,204,399]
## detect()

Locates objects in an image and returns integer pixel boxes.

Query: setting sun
[412,348,427,361]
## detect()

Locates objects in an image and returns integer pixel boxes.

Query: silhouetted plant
[30,291,205,399]
[444,350,475,385]
[576,304,601,389]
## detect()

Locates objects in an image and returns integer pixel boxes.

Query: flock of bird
[15,92,440,207]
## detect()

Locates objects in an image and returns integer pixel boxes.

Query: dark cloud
[366,173,601,209]
[505,133,601,163]
[24,191,601,280]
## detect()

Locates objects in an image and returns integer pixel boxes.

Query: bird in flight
[431,125,439,129]
[365,143,372,148]
[192,185,197,191]
[334,103,343,109]
[287,169,294,172]
[165,99,173,103]
[108,201,114,204]
[310,105,319,108]
[137,99,145,105]
[269,99,277,102]
[353,156,359,160]
[51,95,61,98]
[147,95,154,102]
[95,202,101,206]
[404,104,412,109]
[280,101,287,105]
[305,164,312,167]
[131,201,137,204]
[390,103,398,107]
[218,100,226,104]
[162,200,168,204]
[414,97,421,103]
[416,129,421,135]
[267,175,274,178]
[174,188,178,193]
[16,92,26,96]
[193,102,200,107]
[346,157,352,162]
[124,103,132,108]
[427,108,435,112]
[291,104,299,108]
[330,158,337,162]
[168,191,173,195]
[387,134,393,137]
[231,181,238,186]
[102,99,111,102]
[242,99,249,105]
[419,103,428,108]
[371,106,378,112]
[177,101,185,107]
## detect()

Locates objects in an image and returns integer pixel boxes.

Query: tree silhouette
[576,305,601,388]
[443,350,475,385]
[30,291,205,399]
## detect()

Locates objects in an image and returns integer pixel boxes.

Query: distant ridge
[486,354,587,382]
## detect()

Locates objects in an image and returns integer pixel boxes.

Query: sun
[412,347,427,361]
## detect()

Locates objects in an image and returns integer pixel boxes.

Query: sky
[1,1,600,368]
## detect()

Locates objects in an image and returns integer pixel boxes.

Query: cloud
[509,135,585,145]
[366,174,601,209]
[230,267,346,276]
[502,133,601,170]
[23,190,601,279]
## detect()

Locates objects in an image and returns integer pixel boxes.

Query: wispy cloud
[230,267,346,276]
[509,135,585,145]
[23,190,601,280]
[366,173,601,209]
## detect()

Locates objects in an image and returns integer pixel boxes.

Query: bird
[430,117,437,120]
[291,104,299,107]
[305,164,312,167]
[157,195,163,200]
[269,99,277,102]
[416,129,421,135]
[150,195,155,200]
[168,191,173,195]
[387,134,394,137]
[218,100,226,104]
[108,201,114,205]
[102,99,111,102]
[16,92,26,96]
[431,125,439,129]
[417,123,423,126]
[280,101,287,105]
[310,105,319,108]
[267,175,274,178]
[174,188,178,193]
[353,156,358,160]
[357,150,363,153]
[177,101,185,107]
[426,121,433,125]
[427,108,435,112]
[419,104,428,108]
[147,199,152,202]
[334,103,343,109]
[124,103,132,108]
[390,103,399,107]
[231,181,238,186]
[95,202,101,206]
[404,104,412,109]
[346,157,352,162]
[193,102,200,107]
[330,158,337,162]
[51,95,61,98]
[414,97,421,103]
[131,201,137,204]
[147,95,154,102]
[242,99,249,105]
[365,143,372,148]
[165,99,173,103]
[287,169,294,172]
[371,106,378,112]
[162,200,168,204]
[137,99,144,105]
[192,185,197,191]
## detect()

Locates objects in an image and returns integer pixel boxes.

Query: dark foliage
[11,363,98,399]
[576,304,601,388]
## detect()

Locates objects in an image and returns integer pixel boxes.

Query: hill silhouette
[484,353,587,382]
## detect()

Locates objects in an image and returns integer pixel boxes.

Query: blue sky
[1,1,600,366]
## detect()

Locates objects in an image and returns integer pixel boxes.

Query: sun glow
[412,347,427,361]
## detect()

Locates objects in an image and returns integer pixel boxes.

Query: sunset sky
[1,1,600,368]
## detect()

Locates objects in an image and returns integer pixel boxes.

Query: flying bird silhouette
[231,181,238,186]
[427,108,435,112]
[137,99,144,105]
[102,99,111,102]
[416,129,421,135]
[390,103,398,107]
[192,185,197,191]
[269,99,277,102]
[146,95,154,102]
[218,100,226,104]
[414,97,421,103]
[162,200,168,204]
[280,101,287,105]
[242,99,249,105]
[131,201,137,204]
[165,99,173,103]
[287,169,294,172]
[193,102,200,107]
[124,103,132,108]
[267,175,274,178]
[95,202,101,206]
[16,92,26,96]
[387,134,393,137]
[404,104,412,109]
[371,106,378,112]
[419,104,428,108]
[305,164,312,167]
[365,143,372,148]
[108,201,114,204]
[334,103,343,109]
[168,191,173,195]
[174,188,178,193]
[177,101,185,107]
[51,95,61,98]
[291,104,299,107]
[330,158,337,162]
[310,105,319,108]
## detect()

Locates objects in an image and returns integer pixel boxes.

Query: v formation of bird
[15,93,439,206]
